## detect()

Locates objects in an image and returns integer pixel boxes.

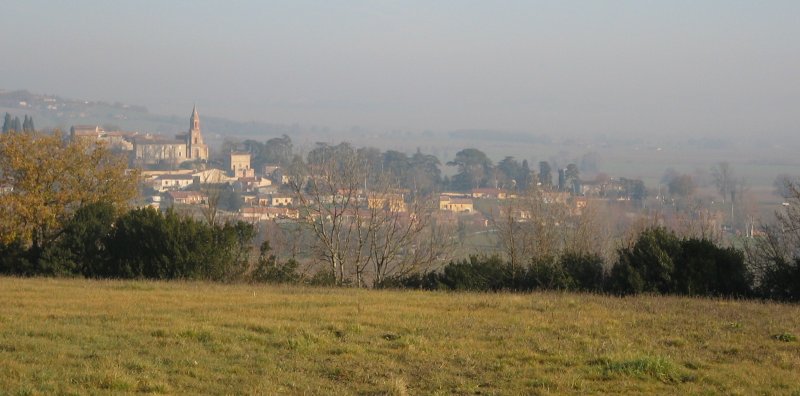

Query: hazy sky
[2,1,799,137]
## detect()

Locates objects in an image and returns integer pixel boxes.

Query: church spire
[190,104,200,132]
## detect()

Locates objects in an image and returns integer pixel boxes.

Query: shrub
[251,241,300,284]
[610,227,752,297]
[103,207,255,280]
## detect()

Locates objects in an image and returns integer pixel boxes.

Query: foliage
[610,227,751,297]
[747,180,800,301]
[398,253,606,293]
[757,257,800,302]
[447,148,493,191]
[104,208,255,281]
[0,130,137,249]
[251,241,300,284]
[38,202,117,277]
[240,134,294,171]
[667,174,696,197]
[538,161,552,186]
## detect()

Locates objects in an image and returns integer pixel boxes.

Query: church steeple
[186,104,208,161]
[190,104,200,132]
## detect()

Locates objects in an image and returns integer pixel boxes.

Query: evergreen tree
[538,161,552,186]
[2,113,11,133]
[12,117,21,133]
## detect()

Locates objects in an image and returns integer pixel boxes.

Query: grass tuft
[592,356,694,383]
[773,332,797,342]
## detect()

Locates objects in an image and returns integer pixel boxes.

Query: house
[239,207,299,221]
[263,164,290,185]
[368,193,407,212]
[228,151,254,178]
[193,169,232,184]
[542,191,570,205]
[165,191,207,206]
[152,174,195,192]
[234,177,272,193]
[471,188,507,199]
[439,195,474,213]
[269,194,293,207]
[70,125,136,151]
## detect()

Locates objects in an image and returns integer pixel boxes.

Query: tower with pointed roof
[186,105,208,161]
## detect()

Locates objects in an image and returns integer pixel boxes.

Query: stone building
[229,151,254,178]
[132,105,209,166]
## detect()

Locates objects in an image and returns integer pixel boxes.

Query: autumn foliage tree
[0,130,138,253]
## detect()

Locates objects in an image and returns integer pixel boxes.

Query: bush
[610,227,752,297]
[526,256,571,290]
[560,252,606,292]
[675,238,751,297]
[103,207,255,280]
[437,255,509,291]
[758,257,800,302]
[251,241,300,284]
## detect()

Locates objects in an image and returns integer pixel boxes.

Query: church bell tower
[187,104,208,160]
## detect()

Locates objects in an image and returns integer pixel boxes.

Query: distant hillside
[0,89,323,144]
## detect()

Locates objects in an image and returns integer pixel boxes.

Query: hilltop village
[60,105,750,262]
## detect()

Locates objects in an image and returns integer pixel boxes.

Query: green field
[0,277,798,395]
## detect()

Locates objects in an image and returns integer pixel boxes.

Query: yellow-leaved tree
[0,130,138,249]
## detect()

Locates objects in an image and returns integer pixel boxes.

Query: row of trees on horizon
[1,127,799,301]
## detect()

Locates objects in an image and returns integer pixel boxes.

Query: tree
[610,227,680,294]
[747,180,800,301]
[667,174,696,198]
[497,156,525,190]
[251,241,300,283]
[408,149,442,196]
[675,238,750,296]
[264,134,293,166]
[620,178,647,202]
[712,162,735,203]
[0,131,138,252]
[773,174,800,199]
[38,202,117,277]
[538,161,552,186]
[104,207,256,281]
[22,115,34,132]
[491,184,611,270]
[564,163,580,194]
[11,116,21,133]
[610,227,750,297]
[2,113,11,133]
[447,148,493,191]
[290,142,447,287]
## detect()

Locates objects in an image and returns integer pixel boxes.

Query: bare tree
[289,144,363,285]
[712,162,735,204]
[289,144,449,287]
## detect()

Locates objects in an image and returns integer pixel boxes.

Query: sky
[2,1,799,138]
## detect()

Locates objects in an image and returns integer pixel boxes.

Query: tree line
[1,129,799,300]
[2,113,35,133]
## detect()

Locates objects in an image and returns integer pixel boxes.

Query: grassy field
[0,277,798,395]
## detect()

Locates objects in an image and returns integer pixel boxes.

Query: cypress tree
[12,116,21,133]
[2,113,11,133]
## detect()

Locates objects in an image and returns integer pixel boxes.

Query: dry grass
[0,277,798,395]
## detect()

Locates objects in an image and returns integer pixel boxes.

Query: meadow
[0,277,798,395]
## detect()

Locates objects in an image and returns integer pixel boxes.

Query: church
[132,105,209,166]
